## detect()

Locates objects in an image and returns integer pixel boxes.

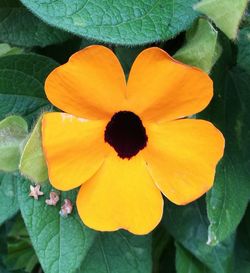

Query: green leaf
[115,46,145,78]
[164,199,235,273]
[234,205,250,273]
[3,240,37,272]
[174,18,221,73]
[20,0,199,45]
[237,27,250,73]
[0,172,19,225]
[3,215,38,272]
[0,53,58,123]
[195,0,248,39]
[0,116,28,172]
[0,225,7,270]
[0,0,72,47]
[199,32,250,245]
[79,231,152,273]
[152,225,172,273]
[176,243,211,273]
[206,156,250,246]
[19,116,48,183]
[18,178,96,273]
[0,43,23,57]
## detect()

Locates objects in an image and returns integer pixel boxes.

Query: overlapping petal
[77,152,163,235]
[142,119,225,205]
[45,45,127,120]
[127,47,213,122]
[42,112,108,190]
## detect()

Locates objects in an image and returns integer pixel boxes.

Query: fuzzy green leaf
[0,116,28,172]
[174,18,221,73]
[0,172,19,225]
[18,178,96,273]
[0,54,57,123]
[19,116,48,183]
[0,0,72,47]
[20,0,199,45]
[195,0,248,39]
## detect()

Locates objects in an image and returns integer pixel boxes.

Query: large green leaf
[0,0,72,47]
[0,53,57,123]
[164,199,235,273]
[18,178,96,273]
[0,116,28,172]
[0,172,19,225]
[198,32,250,245]
[20,0,199,45]
[80,231,152,273]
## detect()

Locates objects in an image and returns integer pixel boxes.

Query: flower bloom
[42,46,224,235]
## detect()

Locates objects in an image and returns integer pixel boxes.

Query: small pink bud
[29,184,44,200]
[59,199,73,217]
[46,191,60,206]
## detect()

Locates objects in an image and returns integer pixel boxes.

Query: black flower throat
[104,111,148,159]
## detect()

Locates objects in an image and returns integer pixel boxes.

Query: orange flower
[42,46,225,235]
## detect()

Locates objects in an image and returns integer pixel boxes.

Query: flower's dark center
[104,111,148,159]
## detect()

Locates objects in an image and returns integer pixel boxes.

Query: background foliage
[0,0,249,272]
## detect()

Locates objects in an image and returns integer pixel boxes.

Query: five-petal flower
[42,45,225,235]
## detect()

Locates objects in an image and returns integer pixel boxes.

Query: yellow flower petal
[77,152,163,235]
[42,112,107,190]
[45,45,126,120]
[142,119,225,205]
[127,47,213,122]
